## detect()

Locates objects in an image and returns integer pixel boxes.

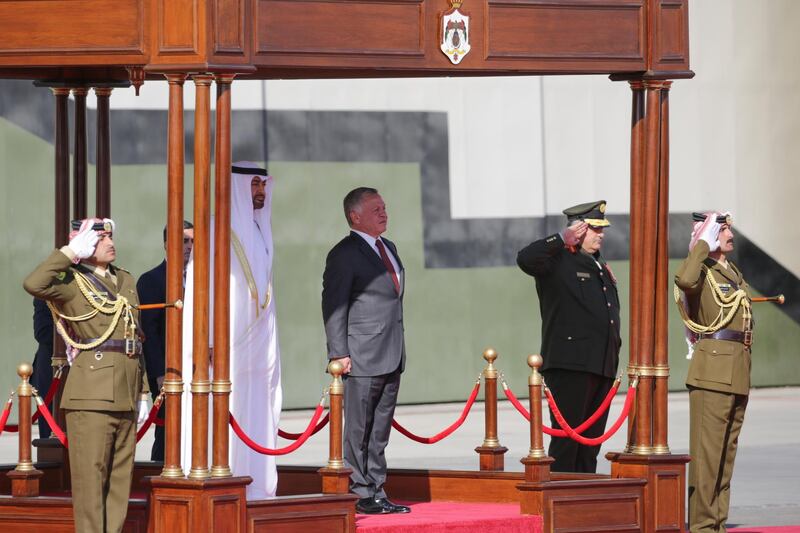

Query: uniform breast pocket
[70,358,115,401]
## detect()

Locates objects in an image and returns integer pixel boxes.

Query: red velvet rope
[0,398,12,436]
[278,413,330,440]
[230,404,325,455]
[391,381,481,444]
[30,375,62,424]
[503,380,621,437]
[136,395,165,442]
[544,386,636,446]
[36,398,68,448]
[4,376,64,433]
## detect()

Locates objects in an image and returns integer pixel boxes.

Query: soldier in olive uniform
[675,212,752,533]
[23,218,150,533]
[517,200,621,473]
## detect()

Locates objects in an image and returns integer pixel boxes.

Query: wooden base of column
[6,469,43,497]
[475,445,508,471]
[516,455,554,515]
[318,466,353,495]
[144,475,251,532]
[607,452,690,533]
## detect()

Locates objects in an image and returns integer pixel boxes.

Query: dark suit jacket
[322,232,405,377]
[32,297,54,399]
[137,260,167,396]
[517,233,621,378]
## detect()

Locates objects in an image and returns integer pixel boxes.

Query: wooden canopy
[0,1,693,531]
[0,0,690,80]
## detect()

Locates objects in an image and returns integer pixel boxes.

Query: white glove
[68,227,99,260]
[136,398,150,425]
[696,218,721,252]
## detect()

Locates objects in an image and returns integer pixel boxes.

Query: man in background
[137,220,194,461]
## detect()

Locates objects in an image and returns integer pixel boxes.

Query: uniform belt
[699,329,752,347]
[81,338,143,356]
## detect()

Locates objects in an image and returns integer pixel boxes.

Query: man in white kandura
[181,161,282,499]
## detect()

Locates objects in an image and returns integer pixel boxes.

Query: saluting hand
[695,216,721,252]
[68,227,99,260]
[563,221,588,247]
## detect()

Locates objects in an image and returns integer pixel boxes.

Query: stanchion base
[143,475,251,533]
[7,469,43,498]
[475,445,508,471]
[516,456,554,515]
[607,451,690,533]
[318,466,353,495]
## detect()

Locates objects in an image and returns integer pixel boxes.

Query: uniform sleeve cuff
[60,246,76,261]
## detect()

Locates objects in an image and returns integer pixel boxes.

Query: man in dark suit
[32,297,54,438]
[516,200,621,473]
[322,187,410,515]
[137,220,194,461]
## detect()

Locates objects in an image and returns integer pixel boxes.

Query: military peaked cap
[692,212,732,226]
[563,200,610,227]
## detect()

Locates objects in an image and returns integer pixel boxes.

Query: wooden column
[72,88,88,220]
[652,83,672,454]
[517,354,553,515]
[211,74,235,478]
[625,82,645,451]
[475,348,507,470]
[94,87,112,218]
[161,73,187,479]
[319,361,352,494]
[189,74,213,480]
[146,73,250,531]
[53,88,70,246]
[608,78,688,533]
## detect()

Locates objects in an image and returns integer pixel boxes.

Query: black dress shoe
[356,497,390,514]
[374,497,411,514]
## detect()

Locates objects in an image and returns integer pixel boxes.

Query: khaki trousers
[65,410,137,533]
[688,387,748,533]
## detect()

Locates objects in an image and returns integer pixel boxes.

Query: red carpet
[728,526,800,533]
[355,501,542,532]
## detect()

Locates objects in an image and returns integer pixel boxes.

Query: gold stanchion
[475,348,507,470]
[7,363,44,496]
[318,360,352,494]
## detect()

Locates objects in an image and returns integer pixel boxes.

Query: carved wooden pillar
[72,88,88,220]
[162,73,187,479]
[608,78,688,533]
[146,74,250,532]
[94,87,112,218]
[652,83,672,454]
[211,74,235,478]
[53,88,70,246]
[189,74,213,480]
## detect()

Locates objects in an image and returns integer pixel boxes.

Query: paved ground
[2,386,798,528]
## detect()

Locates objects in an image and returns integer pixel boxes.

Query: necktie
[375,239,400,294]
